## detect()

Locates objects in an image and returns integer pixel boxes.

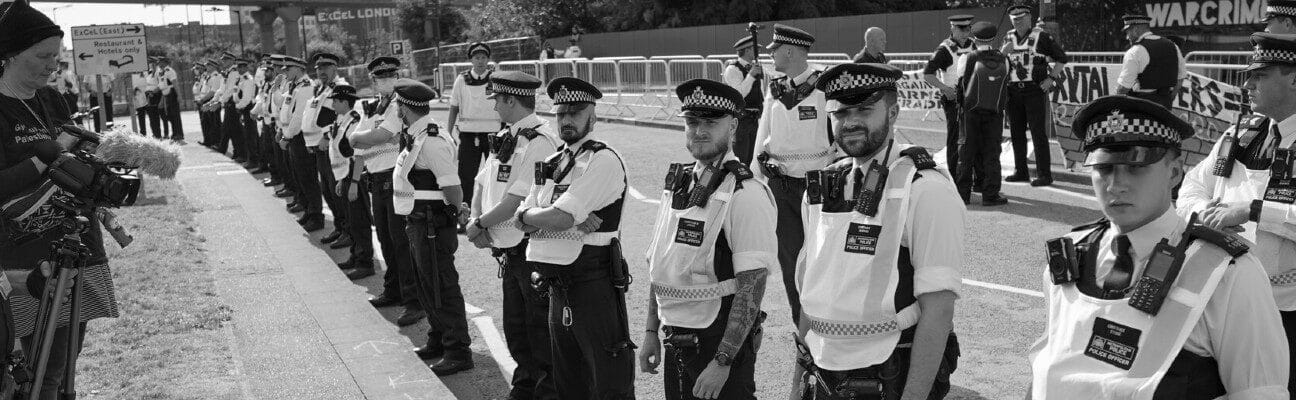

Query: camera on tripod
[45,124,142,209]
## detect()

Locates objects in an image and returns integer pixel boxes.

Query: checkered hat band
[553,91,596,104]
[804,313,901,338]
[1272,270,1296,286]
[682,93,738,113]
[651,281,737,300]
[1270,5,1296,15]
[394,93,429,107]
[1083,117,1179,145]
[1125,17,1151,24]
[825,74,897,94]
[773,33,813,47]
[1253,49,1296,64]
[492,84,537,97]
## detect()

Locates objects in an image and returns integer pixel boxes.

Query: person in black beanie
[0,2,120,399]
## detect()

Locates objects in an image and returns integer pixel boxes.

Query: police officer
[516,77,635,398]
[1001,4,1069,187]
[790,63,962,400]
[955,21,1011,206]
[268,55,302,203]
[722,35,765,166]
[324,84,377,283]
[195,60,216,147]
[214,52,245,159]
[449,41,502,213]
[1178,32,1296,393]
[466,70,559,399]
[351,60,424,330]
[277,56,325,232]
[1266,0,1296,33]
[156,56,183,143]
[252,54,280,178]
[639,79,776,400]
[305,52,353,247]
[1115,14,1185,109]
[1029,95,1289,399]
[922,15,976,179]
[388,79,475,376]
[234,58,261,170]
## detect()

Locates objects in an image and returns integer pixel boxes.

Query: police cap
[368,56,401,75]
[393,79,436,107]
[1122,14,1152,31]
[312,52,341,67]
[468,42,491,58]
[486,70,542,99]
[1266,0,1296,21]
[546,77,602,113]
[815,63,902,112]
[675,79,744,118]
[1246,32,1296,72]
[948,14,974,27]
[329,84,359,102]
[971,21,998,41]
[1072,95,1193,166]
[767,24,815,50]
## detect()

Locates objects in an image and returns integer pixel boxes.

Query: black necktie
[1104,235,1134,292]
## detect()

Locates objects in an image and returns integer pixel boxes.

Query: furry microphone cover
[93,128,183,179]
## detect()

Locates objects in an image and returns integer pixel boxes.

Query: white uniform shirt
[280,76,315,136]
[473,113,558,248]
[235,72,257,109]
[1117,32,1187,91]
[1034,209,1289,399]
[751,65,836,179]
[158,66,177,96]
[522,136,627,264]
[131,73,150,108]
[405,115,460,186]
[450,70,503,133]
[722,59,763,100]
[1179,114,1296,311]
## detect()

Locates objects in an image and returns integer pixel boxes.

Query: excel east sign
[70,24,148,76]
[1142,0,1268,27]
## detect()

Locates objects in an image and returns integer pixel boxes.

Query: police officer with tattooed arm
[791,63,963,400]
[639,79,777,400]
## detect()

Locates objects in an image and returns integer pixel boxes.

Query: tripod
[15,215,89,400]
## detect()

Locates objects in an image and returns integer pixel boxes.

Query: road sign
[70,24,148,76]
[390,39,413,75]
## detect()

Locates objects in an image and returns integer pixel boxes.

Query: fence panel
[1184,51,1250,66]
[1066,52,1126,64]
[666,59,725,87]
[1186,63,1246,87]
[538,59,578,84]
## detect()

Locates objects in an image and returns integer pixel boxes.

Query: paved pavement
[160,105,1101,399]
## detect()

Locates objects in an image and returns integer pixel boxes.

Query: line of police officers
[191,3,1296,398]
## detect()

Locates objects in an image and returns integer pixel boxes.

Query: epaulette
[544,151,564,164]
[518,127,540,141]
[362,100,378,116]
[900,147,937,170]
[1238,115,1268,129]
[581,140,608,152]
[349,110,361,119]
[1071,218,1109,232]
[824,157,853,171]
[425,123,440,137]
[722,160,753,182]
[1185,221,1250,257]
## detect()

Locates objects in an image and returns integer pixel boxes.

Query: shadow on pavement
[949,385,991,400]
[971,195,1102,227]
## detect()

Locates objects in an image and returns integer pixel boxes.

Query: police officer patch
[552,184,569,203]
[674,218,705,246]
[497,165,512,182]
[1084,317,1140,370]
[844,223,881,254]
[798,105,817,120]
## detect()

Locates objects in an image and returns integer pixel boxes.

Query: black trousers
[458,131,492,206]
[199,108,217,145]
[1006,83,1051,178]
[662,322,759,400]
[164,92,184,140]
[942,98,983,185]
[1282,310,1296,394]
[405,202,471,360]
[368,171,419,309]
[261,122,280,173]
[770,176,806,326]
[241,108,261,166]
[135,106,162,138]
[220,101,243,158]
[287,135,323,221]
[734,112,760,166]
[958,110,1005,200]
[271,125,298,192]
[87,91,112,132]
[315,149,347,233]
[536,245,635,400]
[501,242,557,399]
[345,177,375,269]
[802,335,959,400]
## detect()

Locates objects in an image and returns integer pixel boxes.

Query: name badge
[674,218,705,247]
[551,184,569,203]
[497,165,512,183]
[1084,317,1140,370]
[1264,178,1296,204]
[843,223,881,255]
[798,105,817,120]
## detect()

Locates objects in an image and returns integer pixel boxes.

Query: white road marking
[472,315,517,383]
[178,164,216,171]
[962,278,1044,298]
[627,185,661,205]
[215,169,245,176]
[465,303,484,314]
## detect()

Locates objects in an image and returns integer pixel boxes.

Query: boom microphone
[68,126,184,179]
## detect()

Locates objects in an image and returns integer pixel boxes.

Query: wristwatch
[474,219,486,230]
[714,351,733,367]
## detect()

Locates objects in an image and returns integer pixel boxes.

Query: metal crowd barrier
[1184,51,1250,67]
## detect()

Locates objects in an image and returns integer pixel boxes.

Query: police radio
[806,170,825,205]
[853,161,888,217]
[494,133,519,163]
[1128,238,1186,315]
[688,166,726,208]
[1046,237,1078,284]
[534,161,551,185]
[1212,134,1237,177]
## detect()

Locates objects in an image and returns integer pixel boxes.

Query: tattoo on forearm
[718,269,768,357]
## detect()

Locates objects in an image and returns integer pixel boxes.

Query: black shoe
[981,194,1009,206]
[338,260,354,270]
[346,267,375,280]
[1004,172,1030,183]
[262,178,280,187]
[431,358,474,376]
[288,204,305,213]
[249,167,269,174]
[301,219,325,232]
[396,308,426,327]
[232,158,247,164]
[274,189,295,198]
[369,294,401,308]
[329,235,354,249]
[1030,176,1053,187]
[413,345,443,360]
[320,231,343,244]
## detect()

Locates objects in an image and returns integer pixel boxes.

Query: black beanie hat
[0,0,64,57]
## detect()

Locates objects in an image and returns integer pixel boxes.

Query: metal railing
[1184,51,1249,66]
[1066,52,1126,64]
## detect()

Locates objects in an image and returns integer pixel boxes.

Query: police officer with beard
[516,77,636,399]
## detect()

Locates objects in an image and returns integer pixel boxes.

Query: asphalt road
[321,109,1105,400]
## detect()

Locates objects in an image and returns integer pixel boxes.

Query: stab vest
[525,140,626,265]
[393,121,452,215]
[1134,36,1179,91]
[728,60,764,109]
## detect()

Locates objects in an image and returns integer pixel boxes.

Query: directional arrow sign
[70,24,148,76]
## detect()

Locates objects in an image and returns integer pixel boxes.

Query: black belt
[1009,81,1040,89]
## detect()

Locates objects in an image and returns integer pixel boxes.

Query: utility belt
[363,170,395,193]
[1009,81,1042,90]
[662,310,767,349]
[795,333,959,400]
[405,200,458,229]
[492,239,529,278]
[530,239,633,324]
[1132,87,1173,95]
[757,150,830,179]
